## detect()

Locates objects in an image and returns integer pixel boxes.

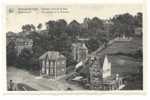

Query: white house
[102,55,111,79]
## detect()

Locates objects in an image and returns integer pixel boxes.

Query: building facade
[15,38,33,55]
[39,51,66,79]
[72,42,88,62]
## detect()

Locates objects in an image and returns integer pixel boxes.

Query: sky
[6,4,143,32]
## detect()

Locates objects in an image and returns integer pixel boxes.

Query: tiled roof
[39,51,66,60]
[72,43,88,49]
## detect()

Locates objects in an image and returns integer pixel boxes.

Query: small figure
[67,87,72,90]
[8,80,15,91]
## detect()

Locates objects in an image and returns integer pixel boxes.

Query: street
[7,67,84,91]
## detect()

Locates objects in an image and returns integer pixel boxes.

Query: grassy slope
[97,37,142,76]
[97,37,142,56]
[98,37,143,90]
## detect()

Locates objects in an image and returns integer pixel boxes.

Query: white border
[0,0,147,95]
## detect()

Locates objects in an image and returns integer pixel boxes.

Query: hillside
[77,37,143,89]
[96,37,142,57]
[78,37,143,76]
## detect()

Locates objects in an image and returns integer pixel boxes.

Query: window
[50,61,53,67]
[50,68,54,74]
[61,68,65,72]
[53,61,56,66]
[42,61,45,67]
[62,61,65,64]
[46,61,49,66]
[57,62,60,65]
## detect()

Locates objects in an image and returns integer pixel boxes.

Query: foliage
[7,12,143,71]
[111,12,143,37]
[16,48,33,70]
[86,38,100,53]
[37,23,42,30]
[7,40,17,66]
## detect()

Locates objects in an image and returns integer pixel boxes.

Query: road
[7,67,85,91]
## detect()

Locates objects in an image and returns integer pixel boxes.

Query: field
[97,37,143,90]
[108,55,142,76]
[97,37,142,56]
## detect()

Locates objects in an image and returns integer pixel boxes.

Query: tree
[16,48,33,70]
[86,38,100,53]
[21,24,32,32]
[54,19,67,37]
[67,20,81,40]
[46,20,56,38]
[111,13,136,37]
[89,17,104,33]
[37,23,42,31]
[7,40,17,66]
[135,12,143,27]
[31,24,36,31]
[21,25,25,32]
[82,17,104,38]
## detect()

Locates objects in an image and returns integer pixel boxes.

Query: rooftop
[72,42,88,49]
[16,38,33,43]
[39,51,66,60]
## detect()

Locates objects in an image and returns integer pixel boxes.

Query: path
[7,67,84,91]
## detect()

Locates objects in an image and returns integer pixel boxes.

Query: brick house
[39,51,66,79]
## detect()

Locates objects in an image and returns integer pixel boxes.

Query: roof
[72,76,83,81]
[6,32,16,37]
[39,51,66,60]
[16,38,33,43]
[72,42,88,49]
[78,38,89,41]
[135,27,142,30]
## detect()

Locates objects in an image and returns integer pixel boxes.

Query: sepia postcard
[1,0,147,95]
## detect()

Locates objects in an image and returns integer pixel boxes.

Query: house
[89,55,124,90]
[15,38,33,55]
[114,34,132,41]
[134,27,142,36]
[39,51,66,79]
[76,36,89,42]
[6,32,17,46]
[102,55,111,78]
[6,32,16,41]
[71,42,88,62]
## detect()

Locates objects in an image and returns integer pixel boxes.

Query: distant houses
[71,42,88,62]
[74,55,125,90]
[6,32,17,46]
[134,27,142,36]
[114,35,133,42]
[39,51,66,79]
[6,32,16,41]
[15,38,33,55]
[6,31,33,56]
